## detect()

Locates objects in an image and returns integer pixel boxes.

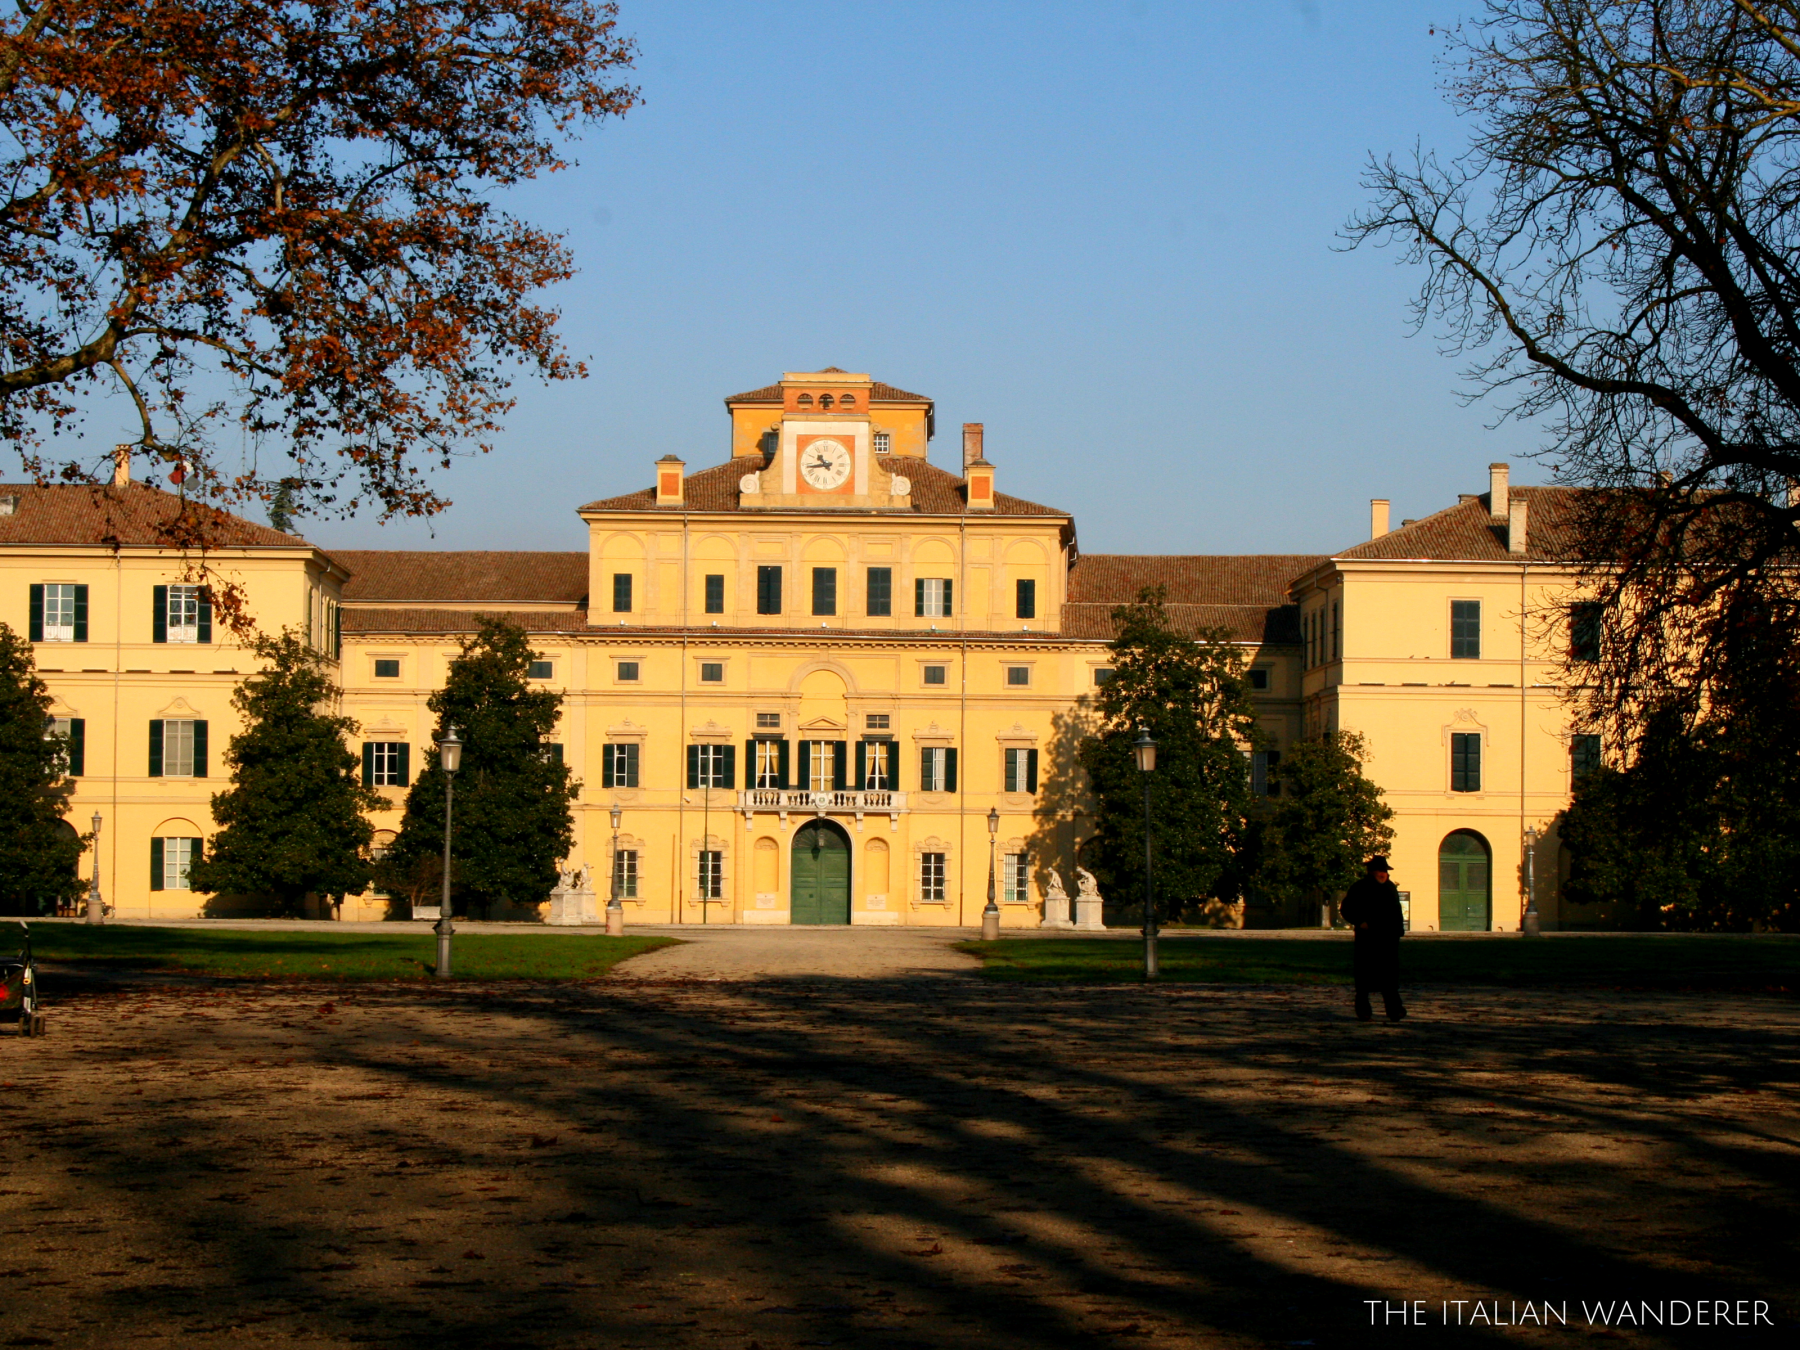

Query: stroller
[1,922,45,1037]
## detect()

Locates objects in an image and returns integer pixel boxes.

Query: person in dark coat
[1340,856,1406,1022]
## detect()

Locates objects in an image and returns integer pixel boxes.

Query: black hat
[1366,856,1391,873]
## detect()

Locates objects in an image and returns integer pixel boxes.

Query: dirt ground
[4,975,1796,1349]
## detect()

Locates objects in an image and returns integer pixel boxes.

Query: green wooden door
[791,822,851,925]
[1438,832,1491,931]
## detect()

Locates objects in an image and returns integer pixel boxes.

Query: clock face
[799,438,852,491]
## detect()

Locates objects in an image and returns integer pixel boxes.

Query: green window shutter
[854,740,867,790]
[193,720,208,778]
[624,743,639,787]
[744,740,757,785]
[67,718,85,777]
[362,743,375,787]
[943,580,952,616]
[198,590,212,644]
[73,584,88,641]
[721,743,736,790]
[686,744,701,790]
[28,584,43,642]
[547,743,563,767]
[777,738,791,789]
[150,837,164,891]
[1026,748,1039,794]
[397,742,411,785]
[945,747,958,794]
[149,720,164,777]
[1016,578,1036,619]
[601,744,615,789]
[832,741,847,790]
[796,741,812,789]
[920,746,931,790]
[152,585,168,643]
[915,578,926,617]
[1004,748,1017,793]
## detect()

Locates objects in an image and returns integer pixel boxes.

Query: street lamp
[1134,728,1158,980]
[1522,825,1541,937]
[434,724,462,979]
[86,812,104,925]
[606,804,625,936]
[982,806,1001,941]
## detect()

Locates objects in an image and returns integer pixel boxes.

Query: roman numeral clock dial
[799,439,851,491]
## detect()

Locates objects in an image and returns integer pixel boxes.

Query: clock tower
[733,369,915,510]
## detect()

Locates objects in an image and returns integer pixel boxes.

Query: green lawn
[957,933,1800,990]
[16,923,677,982]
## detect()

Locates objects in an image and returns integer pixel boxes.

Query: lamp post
[86,812,104,925]
[434,725,462,979]
[1522,825,1541,937]
[981,806,1001,940]
[1134,728,1158,980]
[606,804,625,936]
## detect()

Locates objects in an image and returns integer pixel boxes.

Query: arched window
[838,393,856,408]
[796,393,814,408]
[819,394,834,410]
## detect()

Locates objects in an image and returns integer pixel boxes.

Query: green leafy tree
[1079,588,1259,924]
[0,623,86,915]
[188,631,381,915]
[1253,731,1395,922]
[382,619,577,918]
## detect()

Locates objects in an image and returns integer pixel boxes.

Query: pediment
[689,718,734,742]
[798,715,847,733]
[154,695,203,718]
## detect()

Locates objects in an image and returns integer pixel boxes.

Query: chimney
[1488,462,1509,520]
[1508,496,1529,555]
[962,423,984,471]
[113,444,132,486]
[655,454,685,506]
[1370,498,1391,539]
[964,452,995,511]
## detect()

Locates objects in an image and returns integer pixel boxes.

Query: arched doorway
[1438,831,1492,931]
[791,820,851,925]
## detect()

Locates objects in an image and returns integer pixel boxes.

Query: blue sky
[309,0,1538,557]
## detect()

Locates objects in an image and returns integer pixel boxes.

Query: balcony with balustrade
[737,786,906,830]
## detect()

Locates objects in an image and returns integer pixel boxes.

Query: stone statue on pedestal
[1039,870,1074,929]
[1073,866,1106,931]
[546,860,600,926]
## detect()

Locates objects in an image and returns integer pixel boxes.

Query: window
[601,743,640,788]
[915,577,953,618]
[919,851,947,903]
[1004,747,1039,794]
[697,850,723,899]
[528,660,554,680]
[363,741,410,787]
[757,565,783,615]
[544,743,563,766]
[920,746,957,793]
[753,739,786,789]
[1451,732,1482,792]
[922,664,946,686]
[1249,667,1270,691]
[861,739,892,790]
[803,741,839,793]
[374,658,401,679]
[812,567,837,616]
[1251,749,1280,797]
[865,713,889,730]
[704,574,725,614]
[699,662,724,683]
[797,393,813,407]
[612,849,639,899]
[150,719,207,778]
[1003,852,1030,904]
[45,717,84,776]
[29,583,86,643]
[1570,603,1603,663]
[1016,578,1036,620]
[612,573,633,613]
[617,661,640,682]
[1571,734,1603,781]
[687,742,735,789]
[818,393,834,410]
[1451,600,1482,659]
[755,712,782,729]
[155,584,209,644]
[1005,666,1030,687]
[1330,600,1341,661]
[1093,667,1115,686]
[150,837,201,892]
[839,394,856,409]
[866,567,892,616]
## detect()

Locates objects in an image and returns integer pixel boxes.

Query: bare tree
[1347,1,1800,746]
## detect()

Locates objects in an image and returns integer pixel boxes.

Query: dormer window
[796,393,814,407]
[819,394,834,410]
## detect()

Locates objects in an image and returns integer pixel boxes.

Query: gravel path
[610,924,984,981]
[4,977,1796,1348]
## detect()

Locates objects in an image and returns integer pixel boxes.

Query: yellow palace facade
[2,370,1609,931]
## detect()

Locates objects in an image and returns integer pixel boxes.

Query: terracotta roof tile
[1333,486,1583,562]
[1061,554,1321,646]
[342,608,594,635]
[336,551,588,606]
[0,482,308,549]
[724,379,933,404]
